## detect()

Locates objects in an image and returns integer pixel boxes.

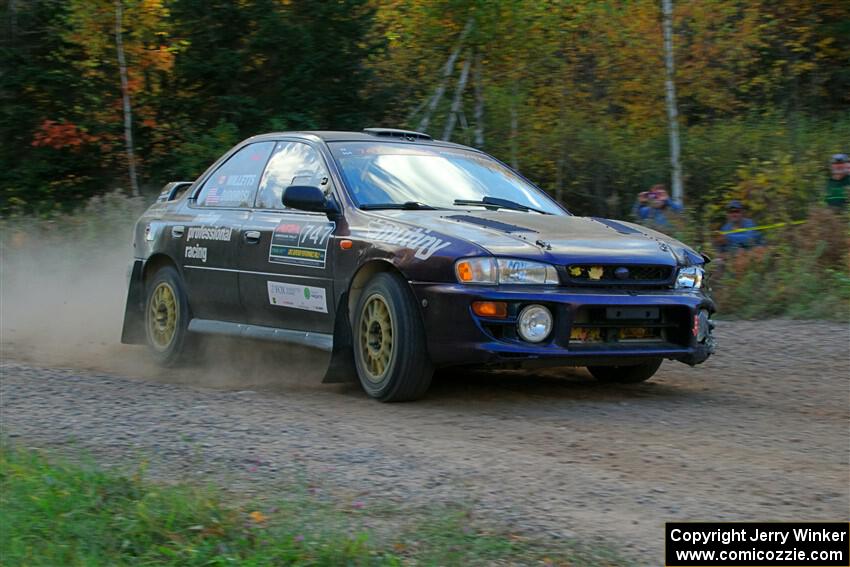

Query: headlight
[676,266,704,289]
[455,257,559,285]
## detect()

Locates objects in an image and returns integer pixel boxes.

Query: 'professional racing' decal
[367,220,452,260]
[187,226,233,241]
[184,244,208,262]
[267,281,328,313]
[268,219,335,268]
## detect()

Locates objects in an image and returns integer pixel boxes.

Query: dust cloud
[0,195,329,391]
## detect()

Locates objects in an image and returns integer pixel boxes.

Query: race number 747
[299,224,334,248]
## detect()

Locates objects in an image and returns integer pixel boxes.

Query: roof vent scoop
[363,127,432,141]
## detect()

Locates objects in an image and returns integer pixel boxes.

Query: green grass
[0,445,625,566]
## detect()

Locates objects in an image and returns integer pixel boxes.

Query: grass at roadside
[0,445,625,566]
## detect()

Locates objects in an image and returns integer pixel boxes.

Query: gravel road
[1,319,848,564]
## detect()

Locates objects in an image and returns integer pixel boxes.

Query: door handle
[243,230,261,244]
[171,225,185,238]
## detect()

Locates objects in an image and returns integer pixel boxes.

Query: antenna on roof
[363,128,432,141]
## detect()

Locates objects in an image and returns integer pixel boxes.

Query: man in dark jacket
[825,153,849,211]
[719,200,763,251]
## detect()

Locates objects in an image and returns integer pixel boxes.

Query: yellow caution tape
[718,220,806,235]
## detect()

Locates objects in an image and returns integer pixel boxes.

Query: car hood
[371,210,703,267]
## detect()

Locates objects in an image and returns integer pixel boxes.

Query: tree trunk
[662,0,683,206]
[115,0,140,197]
[442,55,471,141]
[472,51,484,148]
[509,82,519,169]
[416,18,473,133]
[404,97,429,126]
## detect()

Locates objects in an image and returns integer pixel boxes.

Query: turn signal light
[472,301,508,318]
[456,260,474,282]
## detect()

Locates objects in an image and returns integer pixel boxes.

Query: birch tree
[472,51,484,148]
[442,55,471,141]
[662,0,683,205]
[115,0,139,197]
[415,18,473,132]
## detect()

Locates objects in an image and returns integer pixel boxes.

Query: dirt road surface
[1,319,848,564]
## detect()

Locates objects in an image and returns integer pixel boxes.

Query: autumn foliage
[2,0,848,234]
[31,120,98,151]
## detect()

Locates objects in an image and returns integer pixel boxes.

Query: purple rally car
[121,128,715,401]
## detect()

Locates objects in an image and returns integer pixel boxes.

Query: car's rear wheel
[144,266,193,366]
[353,272,433,401]
[587,358,662,384]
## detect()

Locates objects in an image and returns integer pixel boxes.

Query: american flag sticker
[206,186,220,204]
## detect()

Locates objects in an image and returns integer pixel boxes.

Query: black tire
[587,358,663,384]
[144,266,193,366]
[352,272,433,401]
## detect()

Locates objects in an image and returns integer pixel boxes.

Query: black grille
[568,305,691,348]
[565,264,673,286]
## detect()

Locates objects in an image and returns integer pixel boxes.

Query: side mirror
[282,185,339,217]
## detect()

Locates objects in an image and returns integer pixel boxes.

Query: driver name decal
[367,221,452,260]
[268,218,335,268]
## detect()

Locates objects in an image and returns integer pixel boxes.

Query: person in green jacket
[825,153,849,211]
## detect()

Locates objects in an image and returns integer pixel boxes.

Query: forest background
[2,0,848,317]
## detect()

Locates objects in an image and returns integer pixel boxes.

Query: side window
[196,142,275,208]
[255,141,330,210]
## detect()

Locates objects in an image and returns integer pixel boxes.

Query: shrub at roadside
[708,209,850,320]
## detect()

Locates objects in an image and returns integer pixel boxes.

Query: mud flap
[322,294,357,383]
[120,260,147,345]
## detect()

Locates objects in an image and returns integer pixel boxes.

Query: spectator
[719,200,763,251]
[632,184,682,228]
[825,153,849,211]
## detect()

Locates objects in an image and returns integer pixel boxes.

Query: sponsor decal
[267,281,328,313]
[219,187,252,205]
[203,184,252,207]
[225,174,256,187]
[187,226,232,241]
[184,244,208,263]
[366,220,452,260]
[269,219,335,268]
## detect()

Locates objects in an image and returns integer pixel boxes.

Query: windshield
[328,142,566,215]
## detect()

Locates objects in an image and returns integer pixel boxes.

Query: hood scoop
[445,214,538,234]
[591,217,644,235]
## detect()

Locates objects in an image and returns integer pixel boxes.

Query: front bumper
[410,283,715,368]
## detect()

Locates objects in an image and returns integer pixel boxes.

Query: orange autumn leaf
[249,511,268,523]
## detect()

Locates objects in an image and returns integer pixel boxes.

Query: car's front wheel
[353,272,433,401]
[144,266,193,366]
[587,358,662,384]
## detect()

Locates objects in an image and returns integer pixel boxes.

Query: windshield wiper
[453,196,550,215]
[359,201,439,211]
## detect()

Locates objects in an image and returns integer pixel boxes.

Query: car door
[182,141,275,321]
[237,140,337,333]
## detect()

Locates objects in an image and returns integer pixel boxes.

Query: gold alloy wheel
[148,282,178,350]
[359,293,394,382]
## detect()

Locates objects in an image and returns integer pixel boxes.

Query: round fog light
[517,304,553,343]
